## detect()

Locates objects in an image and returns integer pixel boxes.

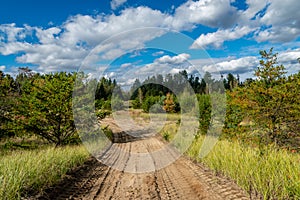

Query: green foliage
[187,134,300,200]
[179,89,197,113]
[95,77,116,101]
[197,94,212,135]
[101,100,112,110]
[111,96,124,111]
[95,99,105,110]
[101,125,113,141]
[131,99,141,109]
[222,90,246,139]
[129,71,209,104]
[162,131,170,141]
[13,72,79,146]
[223,73,239,91]
[95,110,111,119]
[142,95,162,113]
[226,48,300,148]
[0,145,89,199]
[0,71,16,138]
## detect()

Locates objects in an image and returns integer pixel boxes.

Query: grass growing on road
[0,145,89,200]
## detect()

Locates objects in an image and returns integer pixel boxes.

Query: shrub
[142,96,161,113]
[95,110,111,119]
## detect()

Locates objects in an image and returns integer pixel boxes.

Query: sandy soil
[33,114,250,200]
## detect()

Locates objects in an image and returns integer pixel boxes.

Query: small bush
[142,96,161,113]
[101,126,113,141]
[131,99,141,109]
[162,131,170,141]
[101,100,111,110]
[95,110,111,119]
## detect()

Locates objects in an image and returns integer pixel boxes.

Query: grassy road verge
[187,136,300,199]
[158,114,300,199]
[0,145,89,199]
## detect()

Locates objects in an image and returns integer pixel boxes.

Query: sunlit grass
[0,145,89,199]
[187,136,300,199]
[159,117,300,199]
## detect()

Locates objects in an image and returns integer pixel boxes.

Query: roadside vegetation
[134,49,300,199]
[0,69,116,198]
[187,135,300,199]
[156,111,300,199]
[0,145,89,199]
[0,48,299,199]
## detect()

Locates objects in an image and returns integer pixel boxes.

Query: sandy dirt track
[35,116,250,200]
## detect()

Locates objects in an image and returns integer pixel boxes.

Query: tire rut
[33,116,250,200]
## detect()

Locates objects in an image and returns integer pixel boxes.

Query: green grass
[0,145,89,200]
[187,136,300,199]
[157,117,300,199]
[138,111,181,122]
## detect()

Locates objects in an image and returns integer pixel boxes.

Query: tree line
[0,49,299,150]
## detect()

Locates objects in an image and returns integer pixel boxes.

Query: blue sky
[0,0,299,84]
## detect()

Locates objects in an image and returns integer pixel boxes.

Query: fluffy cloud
[255,27,300,43]
[256,0,300,42]
[0,7,171,72]
[120,63,132,68]
[0,0,300,73]
[15,44,88,72]
[277,48,300,76]
[61,7,170,47]
[111,0,127,10]
[190,0,300,49]
[0,23,31,42]
[173,0,238,30]
[0,41,32,55]
[35,27,61,44]
[0,65,5,71]
[105,53,193,87]
[155,53,191,64]
[278,49,300,64]
[152,51,165,56]
[203,56,259,74]
[191,26,254,49]
[240,0,269,21]
[201,48,300,78]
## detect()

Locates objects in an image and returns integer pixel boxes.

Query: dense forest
[0,48,299,151]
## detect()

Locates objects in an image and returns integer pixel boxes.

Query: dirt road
[36,116,250,200]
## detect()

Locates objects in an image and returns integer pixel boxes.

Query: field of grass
[158,116,300,199]
[0,145,89,199]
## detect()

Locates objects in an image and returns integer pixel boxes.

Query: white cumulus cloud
[0,65,6,71]
[0,0,300,73]
[191,26,255,49]
[172,0,239,30]
[203,56,259,74]
[111,0,127,10]
[155,53,191,64]
[254,0,300,42]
